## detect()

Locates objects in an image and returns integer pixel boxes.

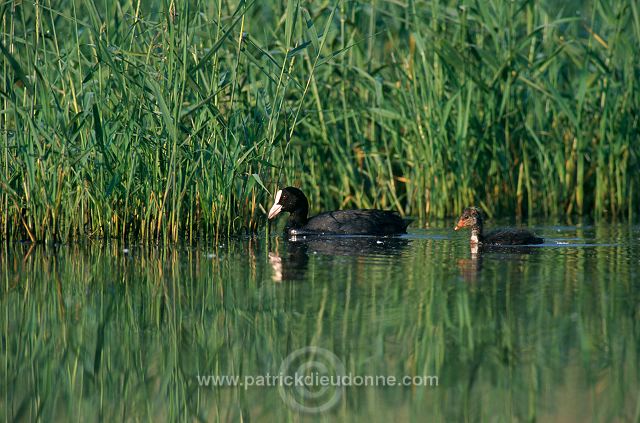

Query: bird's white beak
[268,203,283,219]
[268,190,283,220]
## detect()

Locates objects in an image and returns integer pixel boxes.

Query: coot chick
[268,187,409,236]
[454,207,543,245]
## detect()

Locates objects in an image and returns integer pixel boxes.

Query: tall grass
[1,0,638,242]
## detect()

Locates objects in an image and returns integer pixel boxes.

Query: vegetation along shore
[1,1,638,243]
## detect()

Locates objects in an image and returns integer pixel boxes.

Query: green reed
[1,0,639,242]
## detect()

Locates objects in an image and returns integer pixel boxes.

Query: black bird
[454,207,543,245]
[267,187,409,236]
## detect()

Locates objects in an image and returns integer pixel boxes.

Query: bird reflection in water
[457,243,544,283]
[269,236,410,282]
[268,241,309,282]
[457,244,483,283]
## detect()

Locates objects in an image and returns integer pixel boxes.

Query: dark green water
[2,223,639,422]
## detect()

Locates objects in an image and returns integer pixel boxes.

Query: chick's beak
[454,219,464,231]
[268,202,283,220]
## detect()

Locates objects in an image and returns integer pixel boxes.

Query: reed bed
[1,0,638,243]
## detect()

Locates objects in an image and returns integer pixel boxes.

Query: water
[2,223,639,421]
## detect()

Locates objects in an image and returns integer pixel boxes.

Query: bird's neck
[286,205,309,229]
[470,220,484,244]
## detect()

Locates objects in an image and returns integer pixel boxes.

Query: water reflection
[1,224,639,421]
[269,236,411,281]
[457,244,483,282]
[268,244,309,282]
[457,243,548,282]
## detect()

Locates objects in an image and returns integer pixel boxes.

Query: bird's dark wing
[303,210,408,235]
[484,228,543,245]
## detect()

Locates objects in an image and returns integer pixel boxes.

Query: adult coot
[454,207,543,245]
[267,187,409,236]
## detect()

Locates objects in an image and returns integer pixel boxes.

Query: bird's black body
[268,187,409,236]
[481,228,544,245]
[288,209,408,236]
